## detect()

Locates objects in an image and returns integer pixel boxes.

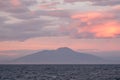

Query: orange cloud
[71,12,113,22]
[69,11,120,38]
[11,0,21,7]
[71,12,102,22]
[91,21,120,38]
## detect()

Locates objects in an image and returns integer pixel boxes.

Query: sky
[0,0,120,60]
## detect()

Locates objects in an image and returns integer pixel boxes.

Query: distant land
[6,47,119,64]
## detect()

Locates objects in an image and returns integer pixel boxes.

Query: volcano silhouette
[13,47,107,64]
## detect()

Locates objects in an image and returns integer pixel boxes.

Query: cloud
[42,10,70,18]
[11,12,38,20]
[0,25,65,41]
[0,0,35,12]
[90,0,120,6]
[38,2,60,10]
[11,0,37,7]
[1,0,120,41]
[0,0,71,41]
[0,17,8,24]
[0,0,37,19]
[64,0,120,6]
[0,18,63,41]
[63,10,120,38]
[10,0,21,7]
[0,0,65,20]
[64,0,81,3]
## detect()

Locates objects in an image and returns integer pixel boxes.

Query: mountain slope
[12,47,107,64]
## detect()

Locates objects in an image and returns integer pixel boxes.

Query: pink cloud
[71,11,113,22]
[11,0,21,7]
[67,11,120,38]
[38,2,60,10]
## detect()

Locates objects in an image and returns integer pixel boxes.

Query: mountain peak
[57,47,73,51]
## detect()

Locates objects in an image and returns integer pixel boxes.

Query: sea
[0,64,120,80]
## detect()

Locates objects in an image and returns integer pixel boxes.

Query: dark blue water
[0,65,120,80]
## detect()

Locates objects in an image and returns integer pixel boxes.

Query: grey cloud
[64,0,120,6]
[73,32,95,39]
[0,0,12,9]
[0,0,71,41]
[46,10,70,18]
[0,0,29,13]
[0,0,34,21]
[0,0,37,18]
[0,17,8,24]
[11,9,70,20]
[0,18,64,41]
[0,19,48,41]
[35,10,71,18]
[4,7,29,14]
[20,0,37,6]
[112,9,120,21]
[64,0,80,3]
[11,12,38,20]
[91,0,120,6]
[0,0,70,20]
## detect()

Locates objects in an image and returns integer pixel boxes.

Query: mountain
[12,47,108,64]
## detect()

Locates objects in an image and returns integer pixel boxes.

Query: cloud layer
[0,0,120,41]
[64,0,120,6]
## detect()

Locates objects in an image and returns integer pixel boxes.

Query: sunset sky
[0,0,120,60]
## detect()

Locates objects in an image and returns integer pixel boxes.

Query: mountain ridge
[11,47,111,64]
